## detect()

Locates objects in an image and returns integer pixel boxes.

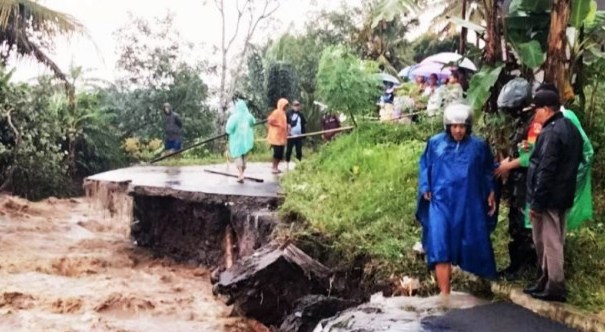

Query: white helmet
[443,102,473,129]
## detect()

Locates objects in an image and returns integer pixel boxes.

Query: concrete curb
[490,283,605,332]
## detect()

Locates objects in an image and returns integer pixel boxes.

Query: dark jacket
[287,110,306,135]
[507,111,534,208]
[526,112,582,212]
[164,111,182,140]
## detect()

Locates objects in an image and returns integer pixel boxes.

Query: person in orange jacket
[267,98,289,174]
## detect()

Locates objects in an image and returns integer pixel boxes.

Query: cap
[532,90,561,110]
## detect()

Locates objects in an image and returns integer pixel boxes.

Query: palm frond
[0,0,83,37]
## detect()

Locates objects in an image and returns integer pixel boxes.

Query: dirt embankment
[0,195,260,332]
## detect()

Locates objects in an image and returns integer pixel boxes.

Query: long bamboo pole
[203,169,264,183]
[287,126,354,139]
[148,119,268,164]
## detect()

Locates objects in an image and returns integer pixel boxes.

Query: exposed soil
[0,195,258,332]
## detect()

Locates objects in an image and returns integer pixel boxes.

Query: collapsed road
[33,163,569,332]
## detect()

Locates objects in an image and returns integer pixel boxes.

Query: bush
[281,120,605,311]
[281,122,438,279]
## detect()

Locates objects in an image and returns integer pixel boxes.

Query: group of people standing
[162,97,342,182]
[225,98,308,180]
[417,79,591,304]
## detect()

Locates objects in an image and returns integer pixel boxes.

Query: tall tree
[0,0,84,100]
[214,0,280,114]
[112,13,214,141]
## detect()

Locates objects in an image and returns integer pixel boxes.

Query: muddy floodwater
[0,196,256,332]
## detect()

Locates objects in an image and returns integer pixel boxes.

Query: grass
[280,120,605,313]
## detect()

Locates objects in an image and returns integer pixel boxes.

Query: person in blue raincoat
[416,103,498,296]
[225,100,256,183]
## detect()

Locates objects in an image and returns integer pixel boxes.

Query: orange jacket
[267,98,288,146]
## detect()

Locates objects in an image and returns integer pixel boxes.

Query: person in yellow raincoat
[267,98,289,174]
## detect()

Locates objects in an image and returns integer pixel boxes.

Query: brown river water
[0,195,259,332]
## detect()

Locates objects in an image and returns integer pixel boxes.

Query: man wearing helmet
[494,78,538,280]
[416,103,498,297]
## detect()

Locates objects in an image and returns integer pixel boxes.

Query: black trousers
[507,205,537,269]
[286,138,303,162]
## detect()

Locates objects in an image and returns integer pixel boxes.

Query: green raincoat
[225,100,256,159]
[521,109,594,230]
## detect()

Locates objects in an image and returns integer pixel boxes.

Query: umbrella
[421,52,477,71]
[398,65,415,78]
[376,72,400,85]
[409,62,452,81]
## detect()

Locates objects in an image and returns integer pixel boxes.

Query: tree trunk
[544,0,571,96]
[484,0,501,65]
[460,0,468,54]
[483,0,502,114]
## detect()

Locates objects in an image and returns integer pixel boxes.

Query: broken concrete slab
[215,242,332,327]
[279,295,358,332]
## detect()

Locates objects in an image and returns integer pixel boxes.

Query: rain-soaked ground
[85,162,284,198]
[0,196,256,332]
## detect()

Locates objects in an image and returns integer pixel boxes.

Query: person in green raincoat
[521,84,593,229]
[498,83,593,230]
[225,100,256,183]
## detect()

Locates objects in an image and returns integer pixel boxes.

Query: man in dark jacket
[523,90,583,303]
[494,78,538,280]
[163,102,183,153]
[286,100,306,166]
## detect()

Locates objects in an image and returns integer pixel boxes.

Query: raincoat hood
[277,98,289,111]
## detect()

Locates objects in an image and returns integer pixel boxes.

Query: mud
[131,195,280,268]
[0,195,258,332]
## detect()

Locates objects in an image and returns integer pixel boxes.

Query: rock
[279,295,358,332]
[215,242,332,327]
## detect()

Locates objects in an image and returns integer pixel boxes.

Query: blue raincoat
[416,132,498,279]
[225,101,256,158]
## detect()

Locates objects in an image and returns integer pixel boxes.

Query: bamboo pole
[287,126,354,139]
[148,119,268,164]
[203,169,264,183]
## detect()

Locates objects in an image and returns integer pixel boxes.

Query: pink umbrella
[409,62,452,81]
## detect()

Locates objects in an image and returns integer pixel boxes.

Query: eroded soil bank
[0,195,259,332]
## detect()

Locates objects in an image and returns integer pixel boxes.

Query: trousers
[531,209,567,296]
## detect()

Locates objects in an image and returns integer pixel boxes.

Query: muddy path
[0,196,258,332]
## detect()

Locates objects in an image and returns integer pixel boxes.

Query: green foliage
[371,0,419,28]
[571,0,594,27]
[265,61,299,109]
[0,71,69,199]
[110,13,215,142]
[242,48,267,118]
[316,47,382,118]
[467,64,505,116]
[281,122,438,276]
[516,41,546,69]
[411,33,479,64]
[509,0,552,13]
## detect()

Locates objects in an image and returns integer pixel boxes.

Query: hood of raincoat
[266,98,289,146]
[225,100,256,158]
[276,98,289,112]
